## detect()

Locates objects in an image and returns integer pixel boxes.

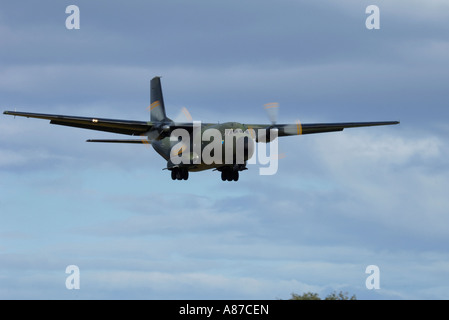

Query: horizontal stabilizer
[86,139,150,144]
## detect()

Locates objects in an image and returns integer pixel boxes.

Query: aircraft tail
[150,76,169,122]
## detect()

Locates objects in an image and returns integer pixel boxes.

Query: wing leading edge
[3,111,152,136]
[248,121,400,137]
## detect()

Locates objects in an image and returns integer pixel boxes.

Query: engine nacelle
[234,135,255,162]
[255,127,278,143]
[220,131,255,164]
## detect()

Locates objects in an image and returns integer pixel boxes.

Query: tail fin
[150,76,168,122]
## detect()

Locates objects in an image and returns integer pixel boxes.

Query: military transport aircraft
[3,76,399,181]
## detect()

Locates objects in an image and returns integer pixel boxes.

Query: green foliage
[289,291,356,300]
[290,292,321,300]
[324,291,357,300]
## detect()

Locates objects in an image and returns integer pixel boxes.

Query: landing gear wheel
[220,168,240,182]
[171,168,189,181]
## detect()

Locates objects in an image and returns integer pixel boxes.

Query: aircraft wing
[3,111,152,136]
[3,111,399,138]
[247,121,400,137]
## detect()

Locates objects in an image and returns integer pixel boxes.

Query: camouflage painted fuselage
[150,122,254,172]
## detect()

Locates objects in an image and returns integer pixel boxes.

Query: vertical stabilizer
[150,76,168,122]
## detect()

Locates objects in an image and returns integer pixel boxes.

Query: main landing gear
[220,167,239,182]
[171,167,189,180]
[170,165,245,182]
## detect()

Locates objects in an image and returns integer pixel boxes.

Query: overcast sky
[1,0,449,300]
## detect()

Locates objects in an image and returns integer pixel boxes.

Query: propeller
[169,106,197,163]
[264,102,279,125]
[257,102,280,143]
[263,102,303,137]
[259,102,299,162]
[174,106,193,123]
